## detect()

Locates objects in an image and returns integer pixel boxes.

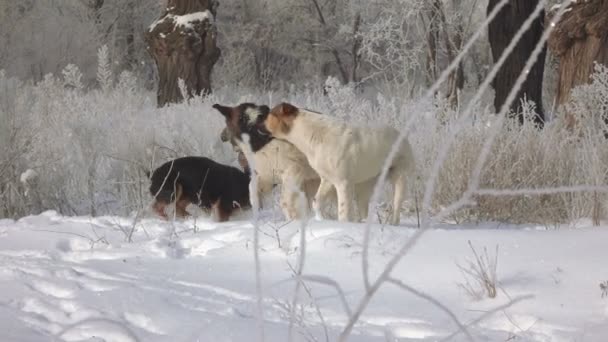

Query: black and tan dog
[149,156,251,222]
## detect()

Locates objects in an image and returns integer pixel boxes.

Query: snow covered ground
[1,210,607,341]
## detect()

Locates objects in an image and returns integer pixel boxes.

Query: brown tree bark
[488,0,546,126]
[145,0,220,107]
[547,0,608,120]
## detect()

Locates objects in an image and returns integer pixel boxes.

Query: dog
[149,156,251,222]
[263,102,415,225]
[213,102,375,220]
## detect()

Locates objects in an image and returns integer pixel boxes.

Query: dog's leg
[255,176,272,212]
[175,199,191,218]
[356,178,376,222]
[172,184,191,218]
[152,201,169,219]
[335,182,356,222]
[313,178,334,221]
[212,199,231,222]
[351,182,378,222]
[389,168,408,226]
[356,191,369,222]
[281,169,309,219]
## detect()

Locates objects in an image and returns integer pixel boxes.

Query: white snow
[148,11,213,33]
[0,211,607,341]
[19,169,38,184]
[174,11,213,29]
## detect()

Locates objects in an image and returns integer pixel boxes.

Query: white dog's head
[265,102,300,138]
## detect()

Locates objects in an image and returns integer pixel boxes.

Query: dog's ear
[260,105,270,115]
[271,102,299,118]
[212,104,233,118]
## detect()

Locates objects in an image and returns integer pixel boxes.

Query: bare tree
[488,0,547,126]
[145,0,220,107]
[424,0,465,107]
[547,0,608,127]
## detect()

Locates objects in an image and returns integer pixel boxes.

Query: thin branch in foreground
[288,187,312,342]
[297,274,353,317]
[387,277,473,342]
[286,263,330,342]
[457,241,499,299]
[475,185,608,197]
[241,134,266,342]
[439,295,534,342]
[344,1,571,340]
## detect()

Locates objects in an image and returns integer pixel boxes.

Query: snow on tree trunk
[488,0,546,126]
[547,0,608,126]
[145,0,220,107]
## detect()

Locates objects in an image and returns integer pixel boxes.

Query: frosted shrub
[116,71,138,94]
[0,68,235,218]
[457,241,499,300]
[1,56,608,225]
[323,77,374,123]
[358,1,427,90]
[409,90,608,224]
[96,45,113,92]
[566,63,608,137]
[62,64,84,91]
[0,72,29,217]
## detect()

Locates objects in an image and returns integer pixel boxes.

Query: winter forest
[1,0,608,341]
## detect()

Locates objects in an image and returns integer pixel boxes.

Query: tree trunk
[547,0,608,127]
[145,0,220,107]
[125,0,136,71]
[488,0,546,126]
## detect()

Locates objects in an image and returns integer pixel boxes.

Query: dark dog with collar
[149,156,251,222]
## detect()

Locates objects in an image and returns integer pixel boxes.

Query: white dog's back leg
[388,167,408,226]
[280,168,309,219]
[355,179,375,222]
[335,182,356,222]
[313,178,334,221]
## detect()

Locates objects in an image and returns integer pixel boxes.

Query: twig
[286,263,330,342]
[439,295,534,342]
[242,134,266,342]
[296,274,353,317]
[288,188,311,342]
[387,277,473,341]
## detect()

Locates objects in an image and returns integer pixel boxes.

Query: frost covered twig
[361,0,512,292]
[296,274,353,317]
[241,134,266,342]
[475,185,608,197]
[440,295,534,342]
[457,241,499,299]
[387,277,473,341]
[288,187,312,342]
[286,263,330,342]
[347,1,571,341]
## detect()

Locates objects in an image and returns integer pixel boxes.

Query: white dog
[263,102,415,225]
[214,103,374,220]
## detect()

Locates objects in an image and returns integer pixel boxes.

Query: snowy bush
[457,241,499,300]
[0,68,235,218]
[1,58,608,224]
